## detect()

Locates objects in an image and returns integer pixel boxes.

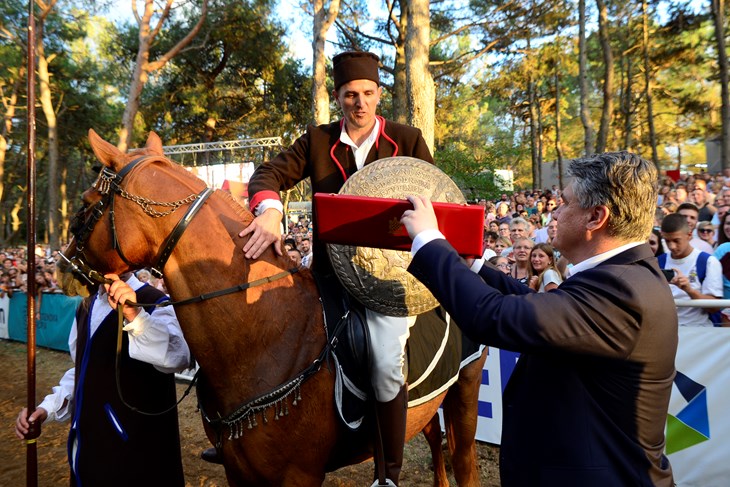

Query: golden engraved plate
[327,157,466,316]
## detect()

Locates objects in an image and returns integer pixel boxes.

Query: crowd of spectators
[282,218,314,269]
[479,170,730,326]
[8,171,730,327]
[0,246,63,298]
[478,186,567,294]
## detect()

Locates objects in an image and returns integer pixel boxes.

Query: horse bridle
[68,155,212,283]
[65,155,313,421]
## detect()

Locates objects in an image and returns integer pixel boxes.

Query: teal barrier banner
[7,292,82,352]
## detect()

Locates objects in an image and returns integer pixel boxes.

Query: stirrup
[370,480,396,487]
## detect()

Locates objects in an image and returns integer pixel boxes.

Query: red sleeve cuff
[249,190,281,212]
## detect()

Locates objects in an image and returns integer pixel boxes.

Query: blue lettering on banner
[478,400,493,418]
[479,368,493,418]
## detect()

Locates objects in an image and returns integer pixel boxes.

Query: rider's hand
[104,274,140,322]
[401,195,439,239]
[239,208,283,259]
[15,407,47,439]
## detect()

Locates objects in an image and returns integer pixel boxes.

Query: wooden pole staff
[25,1,40,486]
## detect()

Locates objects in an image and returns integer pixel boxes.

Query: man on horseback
[240,51,432,486]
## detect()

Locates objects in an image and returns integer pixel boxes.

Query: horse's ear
[145,132,164,155]
[88,129,122,168]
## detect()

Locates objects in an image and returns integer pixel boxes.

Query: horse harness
[65,156,345,444]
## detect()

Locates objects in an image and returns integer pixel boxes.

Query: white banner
[474,329,730,487]
[668,327,730,486]
[0,294,9,339]
[474,347,519,444]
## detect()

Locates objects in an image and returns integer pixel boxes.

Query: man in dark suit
[401,151,677,486]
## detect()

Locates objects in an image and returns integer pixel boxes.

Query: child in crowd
[529,243,562,292]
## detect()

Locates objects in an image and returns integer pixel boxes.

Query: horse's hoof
[200,447,224,464]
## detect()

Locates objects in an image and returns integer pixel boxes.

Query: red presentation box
[314,193,485,257]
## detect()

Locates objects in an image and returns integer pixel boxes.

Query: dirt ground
[0,340,500,486]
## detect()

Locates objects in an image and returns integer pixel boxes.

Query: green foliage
[118,0,313,148]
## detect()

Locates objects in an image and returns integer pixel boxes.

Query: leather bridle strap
[104,155,213,279]
[107,156,156,270]
[149,187,213,278]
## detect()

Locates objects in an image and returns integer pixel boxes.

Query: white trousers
[366,309,417,402]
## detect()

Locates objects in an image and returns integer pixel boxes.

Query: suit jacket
[248,118,433,274]
[409,239,677,487]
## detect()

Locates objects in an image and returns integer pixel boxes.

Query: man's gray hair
[568,151,658,241]
[510,217,529,230]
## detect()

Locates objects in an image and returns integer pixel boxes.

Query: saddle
[314,271,483,432]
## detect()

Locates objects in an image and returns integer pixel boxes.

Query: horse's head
[59,129,210,295]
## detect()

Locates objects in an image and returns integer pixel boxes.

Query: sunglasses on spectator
[698,228,714,234]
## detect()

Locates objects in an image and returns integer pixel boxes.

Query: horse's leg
[422,413,449,487]
[442,349,487,487]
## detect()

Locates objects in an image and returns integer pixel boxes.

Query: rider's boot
[371,384,408,486]
[200,447,223,464]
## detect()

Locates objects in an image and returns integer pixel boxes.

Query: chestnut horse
[60,130,487,486]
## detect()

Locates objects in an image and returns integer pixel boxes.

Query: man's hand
[15,407,47,439]
[401,195,438,239]
[239,208,283,259]
[104,274,140,322]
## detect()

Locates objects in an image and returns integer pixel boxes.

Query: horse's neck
[164,191,324,404]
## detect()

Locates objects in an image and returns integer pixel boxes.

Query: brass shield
[327,157,466,316]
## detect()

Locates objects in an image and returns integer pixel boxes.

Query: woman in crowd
[528,243,562,292]
[697,221,717,249]
[489,255,511,275]
[509,238,534,285]
[716,211,730,246]
[494,236,512,257]
[714,214,730,324]
[648,228,665,257]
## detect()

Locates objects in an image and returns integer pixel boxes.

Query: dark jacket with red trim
[69,284,184,487]
[248,117,433,274]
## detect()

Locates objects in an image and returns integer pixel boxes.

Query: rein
[108,267,300,417]
[66,155,310,418]
[68,155,329,432]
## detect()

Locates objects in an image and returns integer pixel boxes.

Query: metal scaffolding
[162,137,282,166]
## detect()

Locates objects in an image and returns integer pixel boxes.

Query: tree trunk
[712,0,730,171]
[36,6,60,249]
[536,86,544,189]
[404,0,434,152]
[312,0,340,125]
[596,0,614,153]
[579,0,595,156]
[526,35,539,190]
[643,0,659,166]
[119,0,209,152]
[393,3,408,124]
[555,55,564,190]
[621,48,633,151]
[0,67,23,206]
[60,164,68,244]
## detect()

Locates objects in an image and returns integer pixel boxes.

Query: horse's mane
[214,189,255,226]
[141,152,255,226]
